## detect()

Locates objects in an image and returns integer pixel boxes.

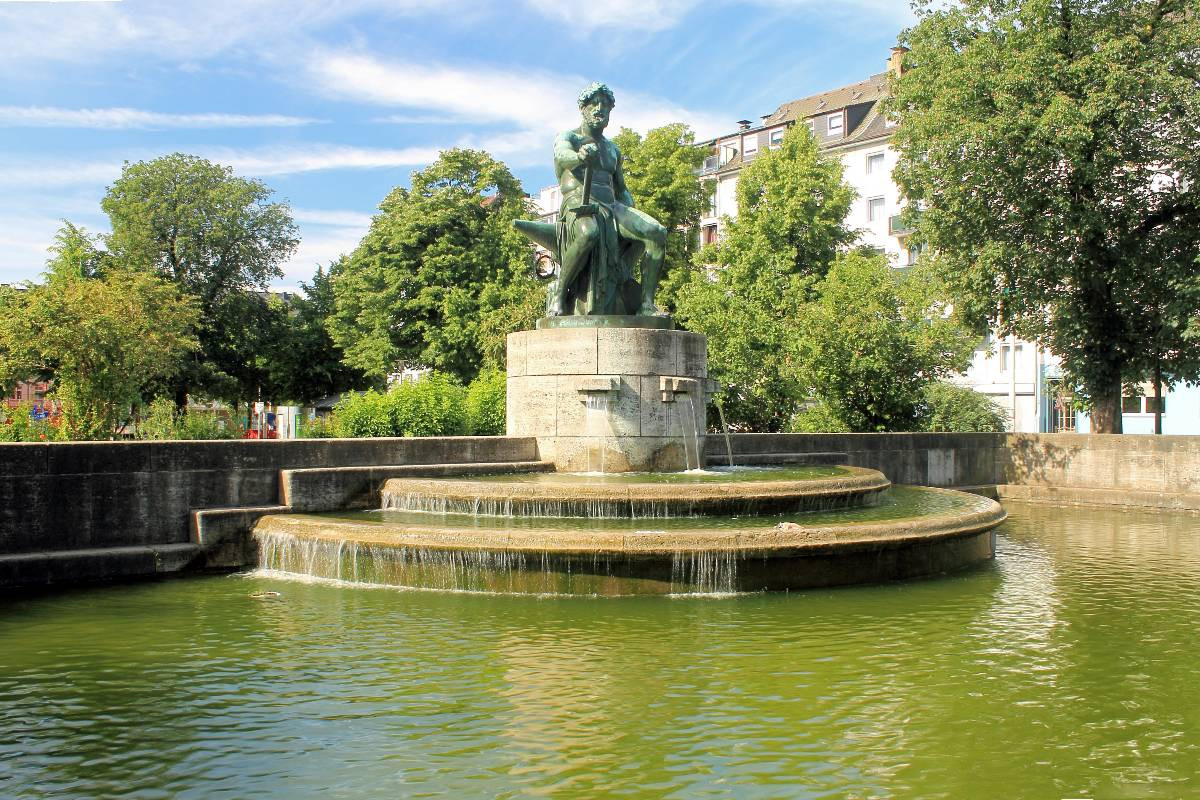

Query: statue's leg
[552,217,599,316]
[615,205,669,316]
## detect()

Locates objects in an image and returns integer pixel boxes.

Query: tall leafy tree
[796,252,977,432]
[674,124,857,430]
[0,227,199,439]
[327,148,535,383]
[101,153,299,407]
[611,123,711,310]
[266,263,369,404]
[892,0,1200,432]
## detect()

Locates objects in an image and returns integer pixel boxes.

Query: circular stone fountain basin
[255,484,1006,595]
[380,465,891,518]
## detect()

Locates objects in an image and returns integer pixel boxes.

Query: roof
[762,72,890,128]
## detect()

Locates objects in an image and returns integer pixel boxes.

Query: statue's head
[578,81,615,131]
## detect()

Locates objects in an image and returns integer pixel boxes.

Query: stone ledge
[993,483,1200,512]
[0,543,200,591]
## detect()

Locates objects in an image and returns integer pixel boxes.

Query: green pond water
[3,501,1199,799]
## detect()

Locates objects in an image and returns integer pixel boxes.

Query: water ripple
[1,502,1198,798]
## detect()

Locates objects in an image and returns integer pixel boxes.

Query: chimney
[889,46,909,78]
[737,119,752,131]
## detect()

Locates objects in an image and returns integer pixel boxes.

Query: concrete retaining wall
[706,432,1200,510]
[706,433,1008,488]
[0,437,538,560]
[4,431,1197,590]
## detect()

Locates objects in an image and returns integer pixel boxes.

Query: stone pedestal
[506,324,713,472]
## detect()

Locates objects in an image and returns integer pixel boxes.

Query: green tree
[892,0,1200,432]
[923,382,1009,432]
[674,124,857,430]
[327,149,535,383]
[611,123,711,310]
[795,253,977,432]
[101,153,299,408]
[266,264,369,405]
[0,242,199,439]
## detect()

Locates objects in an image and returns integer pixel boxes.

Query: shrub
[0,401,66,442]
[923,382,1009,432]
[787,401,851,433]
[331,389,393,438]
[138,397,239,440]
[387,372,468,437]
[296,414,338,439]
[465,369,506,436]
[328,373,469,438]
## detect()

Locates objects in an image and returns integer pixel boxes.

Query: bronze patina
[515,82,669,318]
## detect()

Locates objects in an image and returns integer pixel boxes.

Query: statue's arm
[614,148,635,207]
[553,131,584,175]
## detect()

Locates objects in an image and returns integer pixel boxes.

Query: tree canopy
[101,153,299,406]
[0,227,199,439]
[611,123,710,310]
[674,124,857,430]
[795,252,977,432]
[892,0,1200,432]
[327,148,538,383]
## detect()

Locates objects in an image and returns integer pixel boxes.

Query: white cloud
[0,106,320,129]
[0,144,443,192]
[0,0,473,70]
[522,0,696,32]
[291,208,374,228]
[282,221,368,285]
[523,0,914,33]
[211,144,442,177]
[307,52,729,161]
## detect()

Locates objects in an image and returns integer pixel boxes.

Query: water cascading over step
[253,469,1007,596]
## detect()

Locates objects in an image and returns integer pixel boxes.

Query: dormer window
[769,128,784,148]
[827,112,844,135]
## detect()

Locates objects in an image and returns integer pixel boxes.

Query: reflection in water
[1,502,1199,798]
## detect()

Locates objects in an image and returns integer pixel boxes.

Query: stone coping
[381,465,892,503]
[253,487,1005,557]
[535,314,675,330]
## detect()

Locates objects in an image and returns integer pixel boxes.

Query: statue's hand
[578,143,599,165]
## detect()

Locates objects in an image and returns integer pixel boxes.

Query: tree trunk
[1154,363,1163,435]
[173,385,188,414]
[1090,379,1123,434]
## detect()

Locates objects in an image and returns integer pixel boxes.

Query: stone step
[706,451,848,467]
[0,543,201,590]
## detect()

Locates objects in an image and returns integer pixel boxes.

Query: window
[742,134,758,157]
[1122,395,1144,414]
[769,128,784,148]
[998,345,1010,372]
[702,225,718,245]
[703,154,718,172]
[1146,396,1167,414]
[827,112,844,135]
[867,196,885,222]
[866,152,885,175]
[805,120,815,136]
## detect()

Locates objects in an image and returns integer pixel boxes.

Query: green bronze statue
[515,82,668,317]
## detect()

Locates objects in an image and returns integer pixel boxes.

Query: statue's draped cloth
[556,203,635,315]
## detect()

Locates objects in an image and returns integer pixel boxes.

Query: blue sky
[0,0,915,289]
